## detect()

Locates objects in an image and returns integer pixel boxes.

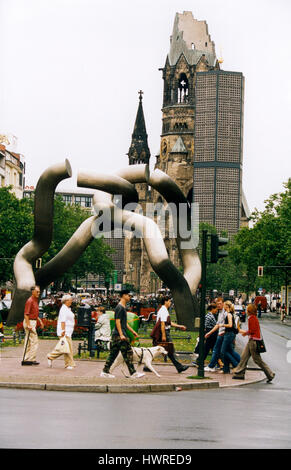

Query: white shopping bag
[54,336,70,354]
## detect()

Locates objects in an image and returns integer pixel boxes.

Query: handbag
[256,338,266,354]
[55,336,70,354]
[157,341,174,356]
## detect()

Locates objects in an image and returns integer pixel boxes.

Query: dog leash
[133,347,144,365]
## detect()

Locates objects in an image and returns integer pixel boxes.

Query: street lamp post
[198,230,207,378]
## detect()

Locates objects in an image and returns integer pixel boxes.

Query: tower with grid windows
[193,70,245,235]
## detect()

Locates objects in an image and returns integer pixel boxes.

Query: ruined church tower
[156,11,218,198]
[124,12,219,295]
[123,11,246,295]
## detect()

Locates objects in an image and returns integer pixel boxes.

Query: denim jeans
[220,332,240,373]
[208,334,224,368]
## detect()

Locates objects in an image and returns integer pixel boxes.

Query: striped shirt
[205,312,217,332]
[217,309,227,335]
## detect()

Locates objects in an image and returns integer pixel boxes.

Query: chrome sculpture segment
[77,170,138,207]
[82,165,201,330]
[7,160,72,325]
[149,169,201,295]
[35,215,97,290]
[8,162,201,330]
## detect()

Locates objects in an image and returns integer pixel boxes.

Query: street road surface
[0,318,290,449]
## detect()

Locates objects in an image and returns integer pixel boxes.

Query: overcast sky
[0,0,290,213]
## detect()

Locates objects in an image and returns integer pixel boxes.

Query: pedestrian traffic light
[258,266,264,277]
[210,234,229,263]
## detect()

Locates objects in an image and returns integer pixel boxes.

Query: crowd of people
[193,296,275,382]
[20,285,275,383]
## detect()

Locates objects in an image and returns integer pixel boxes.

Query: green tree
[0,187,33,283]
[229,180,291,294]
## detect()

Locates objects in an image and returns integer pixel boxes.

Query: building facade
[123,11,249,294]
[193,70,245,235]
[0,144,25,199]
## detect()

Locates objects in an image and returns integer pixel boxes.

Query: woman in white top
[47,294,76,369]
[155,297,189,374]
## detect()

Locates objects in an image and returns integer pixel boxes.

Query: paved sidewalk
[0,339,265,393]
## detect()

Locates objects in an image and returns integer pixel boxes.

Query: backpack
[225,312,239,334]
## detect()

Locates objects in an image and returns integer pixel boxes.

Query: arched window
[178,73,189,104]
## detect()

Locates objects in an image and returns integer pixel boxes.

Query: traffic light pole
[198,230,207,378]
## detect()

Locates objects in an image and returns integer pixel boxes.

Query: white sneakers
[204,366,216,372]
[130,372,145,379]
[100,371,115,379]
[48,358,75,370]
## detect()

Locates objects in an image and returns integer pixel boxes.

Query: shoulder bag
[256,337,266,354]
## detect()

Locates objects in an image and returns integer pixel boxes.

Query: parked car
[234,304,246,323]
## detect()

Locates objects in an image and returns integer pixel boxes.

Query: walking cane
[21,329,32,365]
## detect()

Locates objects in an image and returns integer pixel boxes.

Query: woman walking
[219,301,241,374]
[47,294,76,370]
[233,304,275,382]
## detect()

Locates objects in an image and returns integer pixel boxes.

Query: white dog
[109,345,168,377]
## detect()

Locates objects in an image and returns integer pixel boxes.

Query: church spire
[127,90,150,165]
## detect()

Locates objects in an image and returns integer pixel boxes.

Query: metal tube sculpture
[34,165,150,295]
[148,169,201,295]
[35,215,97,291]
[7,160,72,325]
[78,167,201,331]
[8,161,201,331]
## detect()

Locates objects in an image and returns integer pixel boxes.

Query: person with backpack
[218,301,241,374]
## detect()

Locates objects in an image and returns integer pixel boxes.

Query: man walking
[153,296,189,373]
[22,286,43,365]
[100,290,144,379]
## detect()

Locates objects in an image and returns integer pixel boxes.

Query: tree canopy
[0,188,114,288]
[0,187,33,282]
[229,180,291,294]
[196,180,291,296]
